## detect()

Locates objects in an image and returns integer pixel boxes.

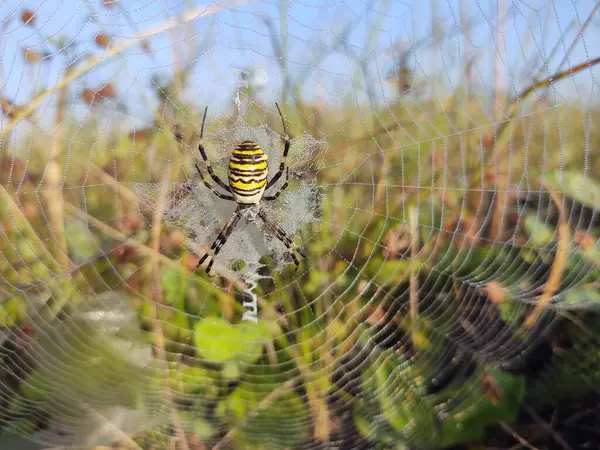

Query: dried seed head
[482,134,494,150]
[486,281,507,305]
[24,48,42,63]
[129,128,153,141]
[1,97,19,119]
[82,88,96,105]
[141,40,151,53]
[95,33,111,48]
[172,124,184,142]
[97,83,116,98]
[21,10,35,26]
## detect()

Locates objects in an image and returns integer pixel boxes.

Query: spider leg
[197,107,232,192]
[266,139,290,189]
[263,168,289,201]
[195,164,235,201]
[197,209,243,275]
[258,208,307,271]
[198,145,232,192]
[266,103,291,190]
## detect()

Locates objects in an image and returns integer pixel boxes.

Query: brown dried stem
[523,184,569,330]
[41,68,70,268]
[409,205,420,345]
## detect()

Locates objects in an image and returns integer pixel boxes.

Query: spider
[193,103,307,275]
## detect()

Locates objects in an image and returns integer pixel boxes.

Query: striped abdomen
[228,141,269,204]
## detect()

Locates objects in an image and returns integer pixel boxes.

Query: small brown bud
[482,134,494,150]
[82,88,96,105]
[21,10,35,26]
[24,48,42,63]
[140,40,151,53]
[95,33,111,48]
[97,83,116,98]
[103,0,117,8]
[1,97,19,119]
[129,128,152,141]
[22,202,39,221]
[486,281,506,304]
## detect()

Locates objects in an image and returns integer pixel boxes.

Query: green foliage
[0,297,26,328]
[225,382,310,448]
[194,317,272,364]
[524,214,555,249]
[546,171,600,209]
[355,351,440,448]
[437,370,525,447]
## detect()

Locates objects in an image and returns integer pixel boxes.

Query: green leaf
[360,352,439,447]
[524,214,555,248]
[161,267,183,305]
[194,318,272,364]
[176,366,214,395]
[364,258,411,286]
[561,286,600,309]
[65,219,100,262]
[226,384,309,448]
[354,412,373,439]
[438,370,525,447]
[222,361,241,380]
[0,297,26,328]
[546,170,600,208]
[193,419,214,439]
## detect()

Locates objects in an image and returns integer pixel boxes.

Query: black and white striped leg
[258,208,307,271]
[264,168,289,201]
[266,139,290,189]
[266,103,291,190]
[195,164,235,201]
[198,143,231,192]
[197,209,243,274]
[197,105,231,192]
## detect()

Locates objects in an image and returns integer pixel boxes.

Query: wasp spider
[194,104,307,275]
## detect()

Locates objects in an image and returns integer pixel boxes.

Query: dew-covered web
[135,82,325,280]
[1,1,600,449]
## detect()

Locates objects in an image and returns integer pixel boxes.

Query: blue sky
[1,0,599,131]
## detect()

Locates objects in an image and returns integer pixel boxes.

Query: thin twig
[554,2,600,77]
[40,63,71,268]
[500,422,539,450]
[516,55,600,102]
[409,205,420,346]
[523,184,569,329]
[525,405,572,450]
[469,55,600,192]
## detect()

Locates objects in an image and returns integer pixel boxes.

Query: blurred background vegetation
[1,0,600,449]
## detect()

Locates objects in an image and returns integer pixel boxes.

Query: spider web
[1,0,600,449]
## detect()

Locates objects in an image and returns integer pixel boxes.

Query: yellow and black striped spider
[194,104,307,275]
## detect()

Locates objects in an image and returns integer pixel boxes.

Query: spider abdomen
[228,141,269,204]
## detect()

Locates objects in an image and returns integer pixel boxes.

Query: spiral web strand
[1,1,600,449]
